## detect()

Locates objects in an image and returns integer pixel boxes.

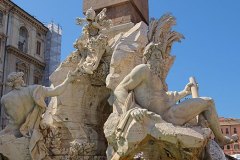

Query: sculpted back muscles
[0,71,75,137]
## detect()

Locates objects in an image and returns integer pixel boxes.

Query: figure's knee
[200,97,215,108]
[204,97,214,105]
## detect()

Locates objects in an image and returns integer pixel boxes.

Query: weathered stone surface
[47,59,111,157]
[44,8,114,159]
[106,21,148,91]
[105,110,212,159]
[0,135,31,160]
[102,22,134,40]
[205,140,226,160]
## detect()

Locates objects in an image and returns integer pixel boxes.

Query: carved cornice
[6,45,45,69]
[1,0,48,33]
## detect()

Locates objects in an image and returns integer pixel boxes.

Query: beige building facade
[0,0,47,90]
[219,117,240,155]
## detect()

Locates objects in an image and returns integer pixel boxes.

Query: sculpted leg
[163,97,209,125]
[200,98,236,146]
[163,97,235,146]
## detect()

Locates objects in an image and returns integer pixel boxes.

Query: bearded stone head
[143,42,162,64]
[6,72,25,88]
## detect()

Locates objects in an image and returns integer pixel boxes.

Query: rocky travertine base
[105,113,213,160]
[46,62,111,158]
[205,140,226,160]
[0,135,31,160]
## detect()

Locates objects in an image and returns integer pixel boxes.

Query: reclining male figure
[114,43,236,146]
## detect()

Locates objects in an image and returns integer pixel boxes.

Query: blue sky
[12,0,240,118]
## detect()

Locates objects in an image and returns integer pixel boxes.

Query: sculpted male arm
[167,82,193,103]
[44,72,75,97]
[114,64,147,105]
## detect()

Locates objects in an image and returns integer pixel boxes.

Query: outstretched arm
[167,82,193,103]
[44,72,75,97]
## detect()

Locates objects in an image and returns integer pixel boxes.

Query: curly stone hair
[143,42,162,63]
[6,72,24,87]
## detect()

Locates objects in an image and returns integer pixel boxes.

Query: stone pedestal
[83,0,149,25]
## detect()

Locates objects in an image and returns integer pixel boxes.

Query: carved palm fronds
[148,14,184,90]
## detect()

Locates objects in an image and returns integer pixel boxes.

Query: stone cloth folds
[19,85,48,160]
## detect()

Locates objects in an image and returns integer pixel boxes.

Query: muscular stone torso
[133,65,171,115]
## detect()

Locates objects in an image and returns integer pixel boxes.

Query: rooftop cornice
[7,45,45,69]
[2,0,48,34]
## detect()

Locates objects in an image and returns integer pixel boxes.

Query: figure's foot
[217,134,238,146]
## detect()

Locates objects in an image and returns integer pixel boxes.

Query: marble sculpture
[0,8,237,160]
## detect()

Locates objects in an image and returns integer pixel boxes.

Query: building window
[18,26,28,53]
[34,76,39,84]
[37,32,41,37]
[234,144,239,150]
[34,74,42,84]
[34,69,42,84]
[234,128,237,134]
[0,11,3,25]
[36,41,41,55]
[227,145,230,150]
[226,128,229,134]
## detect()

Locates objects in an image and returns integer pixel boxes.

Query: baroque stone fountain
[0,8,237,160]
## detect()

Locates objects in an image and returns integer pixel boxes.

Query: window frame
[18,26,28,53]
[36,41,41,55]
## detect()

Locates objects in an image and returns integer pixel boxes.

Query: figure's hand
[184,82,194,95]
[130,108,147,122]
